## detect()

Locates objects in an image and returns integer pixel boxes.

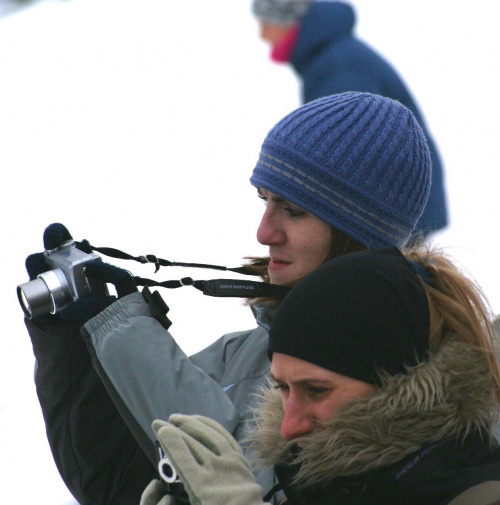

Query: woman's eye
[284,207,305,218]
[273,382,290,394]
[307,387,329,399]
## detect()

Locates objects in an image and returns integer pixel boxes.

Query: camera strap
[82,241,255,275]
[135,276,291,298]
[80,241,290,299]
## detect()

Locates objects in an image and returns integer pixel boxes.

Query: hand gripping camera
[17,240,108,319]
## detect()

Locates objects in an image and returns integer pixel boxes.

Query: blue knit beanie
[250,92,432,248]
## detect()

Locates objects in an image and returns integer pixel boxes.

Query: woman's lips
[268,258,292,271]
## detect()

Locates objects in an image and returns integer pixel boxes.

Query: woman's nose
[280,398,314,440]
[257,207,285,246]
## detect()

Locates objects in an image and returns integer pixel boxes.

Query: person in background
[252,0,448,236]
[21,92,431,505]
[145,246,500,505]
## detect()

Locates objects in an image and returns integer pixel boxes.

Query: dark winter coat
[290,1,448,235]
[251,337,500,504]
[24,299,278,505]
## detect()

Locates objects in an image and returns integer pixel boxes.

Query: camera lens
[17,269,73,319]
[17,278,54,319]
[18,287,32,318]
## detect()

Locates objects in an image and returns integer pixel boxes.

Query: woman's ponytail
[404,246,500,406]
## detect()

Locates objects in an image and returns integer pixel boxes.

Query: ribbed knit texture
[252,0,312,25]
[250,92,431,248]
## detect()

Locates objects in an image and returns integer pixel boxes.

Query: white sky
[0,1,499,503]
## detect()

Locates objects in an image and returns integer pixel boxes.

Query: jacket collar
[249,337,497,487]
[251,303,276,332]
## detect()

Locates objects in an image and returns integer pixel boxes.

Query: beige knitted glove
[152,414,268,505]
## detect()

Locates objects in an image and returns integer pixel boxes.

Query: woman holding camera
[22,92,432,504]
[146,246,500,505]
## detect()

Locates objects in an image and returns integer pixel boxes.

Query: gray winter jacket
[83,291,278,499]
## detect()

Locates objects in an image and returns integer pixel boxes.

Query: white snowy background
[0,0,498,503]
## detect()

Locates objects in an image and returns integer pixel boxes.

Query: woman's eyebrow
[257,188,285,203]
[270,373,330,386]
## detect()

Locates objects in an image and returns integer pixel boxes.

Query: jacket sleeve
[82,292,242,457]
[25,315,157,505]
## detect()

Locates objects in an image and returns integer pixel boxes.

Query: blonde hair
[403,245,500,407]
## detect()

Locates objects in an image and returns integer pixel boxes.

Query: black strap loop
[142,287,172,330]
[135,277,186,289]
[84,243,255,276]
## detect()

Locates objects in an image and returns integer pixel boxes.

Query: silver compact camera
[17,240,108,319]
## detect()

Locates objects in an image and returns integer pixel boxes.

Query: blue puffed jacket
[289,1,448,235]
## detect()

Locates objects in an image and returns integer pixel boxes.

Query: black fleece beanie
[268,247,430,386]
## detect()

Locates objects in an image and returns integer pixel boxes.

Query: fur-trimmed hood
[249,337,498,487]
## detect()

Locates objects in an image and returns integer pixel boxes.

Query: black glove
[24,223,137,321]
[25,223,75,281]
[60,260,138,320]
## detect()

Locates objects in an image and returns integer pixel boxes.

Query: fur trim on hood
[248,337,498,487]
